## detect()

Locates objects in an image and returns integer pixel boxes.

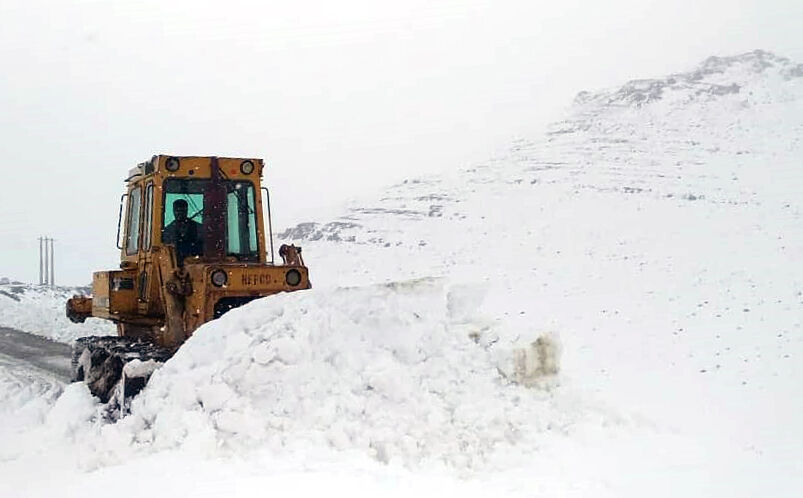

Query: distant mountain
[279,50,802,247]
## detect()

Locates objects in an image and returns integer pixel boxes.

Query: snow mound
[109,279,579,469]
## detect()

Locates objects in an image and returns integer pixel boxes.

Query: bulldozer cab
[119,156,273,266]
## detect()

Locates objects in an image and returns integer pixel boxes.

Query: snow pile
[106,278,574,469]
[0,283,114,342]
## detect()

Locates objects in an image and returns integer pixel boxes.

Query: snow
[122,358,162,378]
[1,50,802,496]
[0,283,115,342]
[0,356,63,438]
[114,280,576,468]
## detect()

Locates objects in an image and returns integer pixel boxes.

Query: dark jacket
[162,219,203,263]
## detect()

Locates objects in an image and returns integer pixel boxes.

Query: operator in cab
[162,199,203,264]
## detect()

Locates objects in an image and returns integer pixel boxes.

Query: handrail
[261,187,275,264]
[116,193,128,250]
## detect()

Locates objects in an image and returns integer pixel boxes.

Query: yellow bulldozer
[67,155,310,405]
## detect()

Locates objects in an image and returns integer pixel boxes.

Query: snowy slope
[282,50,802,250]
[1,50,802,497]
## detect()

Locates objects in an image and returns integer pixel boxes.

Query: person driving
[162,199,203,263]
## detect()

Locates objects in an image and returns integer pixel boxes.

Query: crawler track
[73,336,172,405]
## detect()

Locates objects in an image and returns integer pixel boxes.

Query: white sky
[0,0,801,285]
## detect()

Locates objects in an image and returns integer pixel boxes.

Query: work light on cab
[166,157,180,172]
[240,160,254,175]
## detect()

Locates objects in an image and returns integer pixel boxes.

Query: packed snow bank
[79,278,580,470]
[0,283,114,342]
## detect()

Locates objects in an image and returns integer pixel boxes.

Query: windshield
[162,178,258,261]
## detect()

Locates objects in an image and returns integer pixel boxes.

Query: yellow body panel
[91,272,111,318]
[91,270,138,318]
[153,156,263,181]
[182,263,310,334]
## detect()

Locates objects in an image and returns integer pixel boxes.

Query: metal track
[73,336,173,405]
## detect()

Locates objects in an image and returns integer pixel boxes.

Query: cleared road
[0,326,72,380]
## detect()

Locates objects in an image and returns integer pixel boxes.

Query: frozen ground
[1,50,801,497]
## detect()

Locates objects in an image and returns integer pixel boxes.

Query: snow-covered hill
[282,50,802,249]
[1,50,802,497]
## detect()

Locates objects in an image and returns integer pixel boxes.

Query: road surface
[0,326,72,380]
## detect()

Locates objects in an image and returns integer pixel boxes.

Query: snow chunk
[123,359,162,379]
[496,332,562,388]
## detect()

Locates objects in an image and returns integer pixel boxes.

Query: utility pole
[39,237,44,285]
[50,238,55,288]
[43,237,49,286]
[38,236,55,287]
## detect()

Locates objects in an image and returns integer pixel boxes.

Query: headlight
[211,269,228,287]
[166,157,180,172]
[240,160,254,175]
[285,269,301,287]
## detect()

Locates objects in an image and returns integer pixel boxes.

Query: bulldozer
[67,155,310,406]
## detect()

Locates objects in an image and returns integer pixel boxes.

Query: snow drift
[74,278,569,469]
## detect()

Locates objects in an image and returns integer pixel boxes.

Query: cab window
[143,184,154,250]
[226,182,258,257]
[161,178,258,261]
[162,180,205,263]
[125,187,142,255]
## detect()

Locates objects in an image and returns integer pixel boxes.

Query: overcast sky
[0,0,800,285]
